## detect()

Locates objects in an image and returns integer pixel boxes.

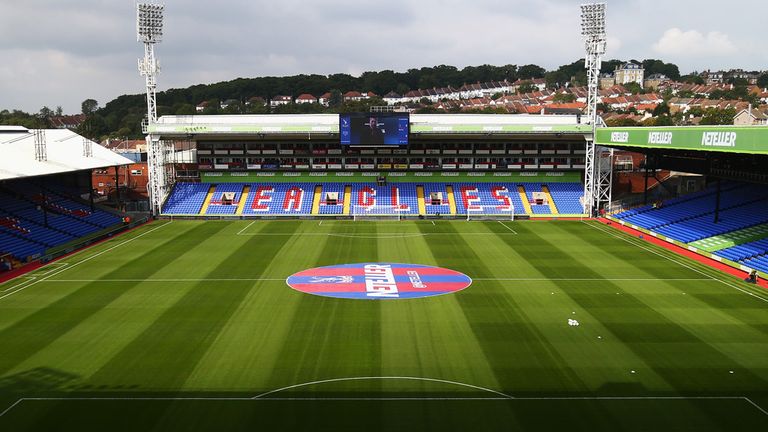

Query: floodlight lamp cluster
[580,3,606,39]
[137,3,164,42]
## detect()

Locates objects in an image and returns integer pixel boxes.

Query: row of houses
[700,69,763,85]
[195,78,549,111]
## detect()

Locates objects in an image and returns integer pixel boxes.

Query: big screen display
[340,113,409,146]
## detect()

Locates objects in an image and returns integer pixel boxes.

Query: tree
[758,73,768,88]
[700,108,737,125]
[328,89,343,108]
[55,106,63,116]
[38,106,54,119]
[552,93,576,103]
[81,99,98,115]
[517,64,546,80]
[174,103,196,115]
[641,59,681,81]
[652,103,670,117]
[516,82,537,94]
[623,82,643,95]
[650,115,674,126]
[680,74,705,85]
[605,117,638,127]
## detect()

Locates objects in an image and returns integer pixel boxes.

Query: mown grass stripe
[86,221,302,390]
[0,222,225,378]
[505,225,768,394]
[262,222,382,396]
[417,221,589,393]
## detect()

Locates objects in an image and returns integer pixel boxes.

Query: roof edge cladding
[0,128,134,181]
[596,126,768,155]
[150,113,592,137]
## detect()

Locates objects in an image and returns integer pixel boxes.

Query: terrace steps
[518,185,534,215]
[446,185,457,215]
[542,185,559,214]
[342,185,352,215]
[311,185,323,215]
[199,185,216,215]
[236,185,250,215]
[416,185,427,216]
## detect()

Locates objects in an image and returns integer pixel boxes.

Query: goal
[466,204,515,221]
[352,205,403,221]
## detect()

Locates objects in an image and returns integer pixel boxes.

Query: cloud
[1,1,766,113]
[652,28,736,56]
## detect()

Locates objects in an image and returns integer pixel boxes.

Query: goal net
[352,205,403,221]
[466,204,515,221]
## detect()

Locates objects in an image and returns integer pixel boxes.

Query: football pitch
[0,219,767,431]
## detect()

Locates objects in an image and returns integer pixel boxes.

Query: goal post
[466,204,515,221]
[352,205,403,221]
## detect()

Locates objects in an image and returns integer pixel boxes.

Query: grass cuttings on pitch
[0,220,767,431]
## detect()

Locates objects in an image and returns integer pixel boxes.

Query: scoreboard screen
[340,113,409,146]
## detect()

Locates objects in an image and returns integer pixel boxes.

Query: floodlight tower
[580,3,613,216]
[137,1,167,215]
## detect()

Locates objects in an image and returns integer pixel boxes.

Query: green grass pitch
[0,220,767,431]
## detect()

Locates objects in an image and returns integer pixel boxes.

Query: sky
[0,0,765,114]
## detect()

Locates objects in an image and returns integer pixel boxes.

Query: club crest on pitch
[287,263,472,300]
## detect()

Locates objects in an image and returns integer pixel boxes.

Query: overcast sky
[1,0,765,114]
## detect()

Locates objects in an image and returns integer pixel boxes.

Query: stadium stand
[453,183,526,215]
[162,183,210,214]
[524,184,553,215]
[317,184,346,215]
[0,184,123,261]
[163,182,586,217]
[612,183,768,242]
[423,183,451,215]
[242,183,314,215]
[206,183,243,215]
[715,239,768,275]
[350,183,419,215]
[547,183,585,214]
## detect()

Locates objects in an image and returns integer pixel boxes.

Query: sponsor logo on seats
[287,263,472,300]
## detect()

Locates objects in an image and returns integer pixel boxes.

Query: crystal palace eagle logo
[287,263,472,300]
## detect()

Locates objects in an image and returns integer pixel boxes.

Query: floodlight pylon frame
[82,136,93,157]
[580,3,611,216]
[137,1,169,215]
[34,129,47,162]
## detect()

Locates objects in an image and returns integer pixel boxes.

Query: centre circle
[286,263,472,300]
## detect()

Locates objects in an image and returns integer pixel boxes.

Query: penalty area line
[497,221,517,234]
[236,220,257,235]
[0,222,173,302]
[584,221,768,305]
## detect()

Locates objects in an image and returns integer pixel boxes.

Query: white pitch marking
[37,277,715,284]
[251,376,514,400]
[237,232,518,237]
[583,221,768,305]
[236,219,257,235]
[497,221,518,234]
[431,220,435,226]
[43,278,286,283]
[1,395,764,417]
[0,222,173,301]
[33,262,69,276]
[472,278,713,281]
[744,397,768,416]
[0,398,23,418]
[1,277,36,293]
